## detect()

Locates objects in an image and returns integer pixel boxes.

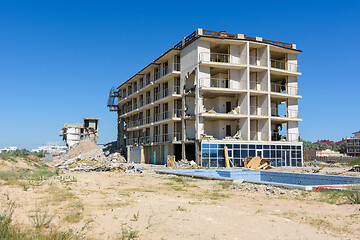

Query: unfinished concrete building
[60,118,99,147]
[346,131,360,156]
[108,29,303,167]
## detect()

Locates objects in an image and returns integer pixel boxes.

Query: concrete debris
[175,159,198,169]
[244,156,272,170]
[349,165,360,172]
[233,130,243,140]
[55,140,127,172]
[229,107,240,114]
[206,108,217,114]
[200,134,215,140]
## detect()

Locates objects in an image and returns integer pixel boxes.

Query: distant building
[31,142,68,155]
[60,118,99,147]
[0,147,18,153]
[346,131,360,156]
[316,149,344,157]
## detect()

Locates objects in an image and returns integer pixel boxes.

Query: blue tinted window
[203,144,209,148]
[234,144,240,149]
[241,150,248,158]
[210,144,217,149]
[210,159,217,167]
[249,145,255,149]
[234,150,240,158]
[271,145,276,149]
[271,150,275,158]
[263,150,270,158]
[233,159,241,167]
[202,149,209,158]
[218,150,224,158]
[226,144,233,149]
[218,158,225,167]
[241,144,248,149]
[210,149,217,158]
[249,150,255,157]
[201,158,209,167]
[219,144,225,148]
[264,145,270,149]
[256,145,262,149]
[276,145,281,149]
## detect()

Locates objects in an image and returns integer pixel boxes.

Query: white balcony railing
[271,132,300,142]
[200,78,229,88]
[271,108,300,119]
[199,52,246,65]
[271,59,300,72]
[271,83,300,95]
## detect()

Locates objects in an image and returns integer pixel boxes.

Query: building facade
[60,118,99,147]
[108,29,303,167]
[346,131,360,156]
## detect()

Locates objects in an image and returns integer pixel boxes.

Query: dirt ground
[1,161,360,240]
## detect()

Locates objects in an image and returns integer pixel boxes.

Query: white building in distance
[60,118,99,147]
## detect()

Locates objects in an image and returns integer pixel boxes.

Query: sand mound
[62,140,100,160]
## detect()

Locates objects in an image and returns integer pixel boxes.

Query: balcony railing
[154,92,161,101]
[271,132,300,142]
[174,132,182,141]
[154,71,161,80]
[199,52,246,65]
[139,136,152,144]
[271,59,300,72]
[250,106,268,116]
[200,78,229,88]
[271,108,300,119]
[175,85,180,94]
[271,83,300,95]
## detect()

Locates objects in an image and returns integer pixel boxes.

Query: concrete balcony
[249,56,267,68]
[200,107,246,119]
[271,132,300,142]
[271,108,301,120]
[270,83,300,97]
[270,59,300,75]
[199,78,247,94]
[250,131,269,141]
[199,52,247,69]
[249,106,268,118]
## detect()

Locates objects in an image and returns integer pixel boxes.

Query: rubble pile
[56,140,126,172]
[175,159,198,168]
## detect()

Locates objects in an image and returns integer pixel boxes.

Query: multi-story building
[60,118,99,147]
[346,131,360,156]
[108,29,303,167]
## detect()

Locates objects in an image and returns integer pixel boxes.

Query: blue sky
[0,0,359,149]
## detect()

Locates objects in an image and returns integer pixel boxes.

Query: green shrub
[348,158,360,166]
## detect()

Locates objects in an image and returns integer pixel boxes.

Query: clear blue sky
[0,0,359,149]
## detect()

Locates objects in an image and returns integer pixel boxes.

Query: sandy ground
[1,163,360,240]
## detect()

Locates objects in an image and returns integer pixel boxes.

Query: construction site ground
[1,156,360,239]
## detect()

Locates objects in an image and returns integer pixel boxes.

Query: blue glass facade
[201,142,302,167]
